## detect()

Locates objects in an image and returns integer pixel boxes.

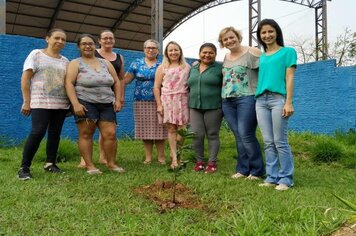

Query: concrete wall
[0,35,355,145]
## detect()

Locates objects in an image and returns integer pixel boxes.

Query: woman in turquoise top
[218,27,265,180]
[255,19,297,191]
[188,43,223,173]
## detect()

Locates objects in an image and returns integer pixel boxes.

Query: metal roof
[6,0,215,51]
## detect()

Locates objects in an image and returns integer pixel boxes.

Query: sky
[164,0,356,61]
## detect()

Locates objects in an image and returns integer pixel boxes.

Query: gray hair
[143,39,160,49]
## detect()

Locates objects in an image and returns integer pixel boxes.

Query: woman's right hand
[157,104,163,116]
[73,103,88,117]
[21,102,31,116]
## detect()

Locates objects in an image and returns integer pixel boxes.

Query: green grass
[0,130,355,235]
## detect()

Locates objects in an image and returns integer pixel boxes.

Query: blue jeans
[222,96,265,176]
[256,93,294,186]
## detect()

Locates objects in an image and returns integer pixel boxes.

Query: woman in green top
[188,43,223,173]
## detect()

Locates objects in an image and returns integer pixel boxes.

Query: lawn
[0,129,355,235]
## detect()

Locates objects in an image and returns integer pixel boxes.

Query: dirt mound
[134,180,205,213]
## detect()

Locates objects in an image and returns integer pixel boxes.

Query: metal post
[248,0,261,48]
[0,0,5,34]
[315,0,328,60]
[322,0,328,60]
[151,0,163,52]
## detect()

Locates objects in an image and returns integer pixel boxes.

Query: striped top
[23,49,70,109]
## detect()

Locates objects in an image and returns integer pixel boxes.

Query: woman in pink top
[154,41,190,168]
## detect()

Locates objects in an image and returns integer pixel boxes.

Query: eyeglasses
[145,47,158,50]
[100,37,114,41]
[80,42,95,47]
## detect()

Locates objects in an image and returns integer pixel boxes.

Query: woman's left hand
[282,103,294,117]
[114,100,122,112]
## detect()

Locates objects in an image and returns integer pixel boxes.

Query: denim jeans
[21,109,68,168]
[256,93,294,186]
[222,96,265,176]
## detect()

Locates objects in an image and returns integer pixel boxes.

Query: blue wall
[0,35,355,145]
[292,60,356,133]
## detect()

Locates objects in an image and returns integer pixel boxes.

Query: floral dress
[161,65,191,125]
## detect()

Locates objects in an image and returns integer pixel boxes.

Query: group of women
[18,19,297,191]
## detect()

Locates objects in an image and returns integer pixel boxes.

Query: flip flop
[158,160,166,165]
[110,166,125,173]
[143,160,152,165]
[87,169,102,175]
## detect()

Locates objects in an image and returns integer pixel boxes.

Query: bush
[334,129,356,146]
[311,138,343,163]
[35,138,79,163]
[340,151,356,169]
[56,138,79,162]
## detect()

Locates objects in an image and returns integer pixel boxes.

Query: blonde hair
[218,26,243,48]
[162,41,187,68]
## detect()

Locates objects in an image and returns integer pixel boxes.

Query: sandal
[87,169,102,175]
[110,166,125,173]
[143,160,152,165]
[158,159,166,165]
[170,161,179,169]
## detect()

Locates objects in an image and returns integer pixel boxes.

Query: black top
[95,50,122,76]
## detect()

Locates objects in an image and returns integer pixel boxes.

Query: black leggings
[21,109,68,168]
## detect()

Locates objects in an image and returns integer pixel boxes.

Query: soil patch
[134,180,205,213]
[331,222,356,236]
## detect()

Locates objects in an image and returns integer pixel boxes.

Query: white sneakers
[275,184,289,191]
[259,182,290,191]
[231,173,247,179]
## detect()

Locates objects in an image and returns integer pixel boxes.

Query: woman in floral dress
[154,41,190,168]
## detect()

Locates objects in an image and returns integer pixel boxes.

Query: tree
[287,28,356,66]
[328,27,356,66]
[289,35,316,64]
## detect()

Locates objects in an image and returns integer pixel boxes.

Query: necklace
[42,49,60,59]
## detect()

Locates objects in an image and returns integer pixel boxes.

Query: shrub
[311,138,344,163]
[340,151,356,169]
[334,129,356,146]
[35,138,79,163]
[56,138,79,162]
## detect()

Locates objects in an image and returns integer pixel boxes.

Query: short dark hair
[199,43,217,53]
[46,28,66,38]
[98,29,114,39]
[257,19,284,51]
[77,34,97,47]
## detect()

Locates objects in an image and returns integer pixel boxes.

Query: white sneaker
[275,184,289,191]
[258,182,276,187]
[231,173,247,179]
[246,175,260,180]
